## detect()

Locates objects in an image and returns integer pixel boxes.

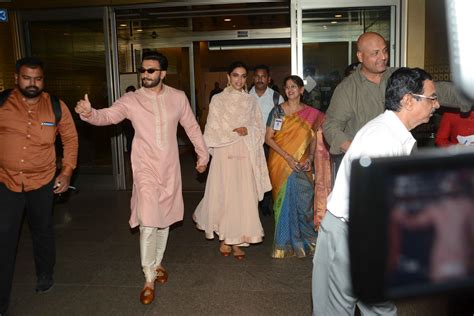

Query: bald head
[356,32,389,79]
[357,32,386,52]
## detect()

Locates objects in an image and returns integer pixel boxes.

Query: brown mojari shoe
[140,286,155,305]
[156,266,168,284]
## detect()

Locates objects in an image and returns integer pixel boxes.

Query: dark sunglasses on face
[138,67,162,74]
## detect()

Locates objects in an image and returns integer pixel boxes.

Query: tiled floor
[9,188,315,316]
[6,152,472,315]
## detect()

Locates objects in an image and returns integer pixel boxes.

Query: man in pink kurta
[75,52,208,305]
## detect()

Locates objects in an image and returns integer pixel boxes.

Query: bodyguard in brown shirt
[0,57,78,314]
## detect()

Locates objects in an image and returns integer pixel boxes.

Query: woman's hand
[196,163,207,173]
[284,154,301,172]
[300,157,313,172]
[233,127,248,136]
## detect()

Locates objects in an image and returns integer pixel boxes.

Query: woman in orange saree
[265,75,328,258]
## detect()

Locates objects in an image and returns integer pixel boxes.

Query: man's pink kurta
[82,85,209,228]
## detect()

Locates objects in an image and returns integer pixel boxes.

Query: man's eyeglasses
[138,67,162,74]
[410,93,438,102]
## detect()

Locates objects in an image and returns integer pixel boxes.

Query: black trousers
[259,144,273,214]
[0,180,55,313]
[330,154,344,186]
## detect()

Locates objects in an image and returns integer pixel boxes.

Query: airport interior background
[1,1,473,315]
[0,0,455,191]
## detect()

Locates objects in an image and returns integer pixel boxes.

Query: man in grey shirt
[323,32,472,171]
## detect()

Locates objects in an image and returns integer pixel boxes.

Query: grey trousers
[312,212,397,316]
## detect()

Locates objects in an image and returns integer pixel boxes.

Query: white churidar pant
[139,226,169,282]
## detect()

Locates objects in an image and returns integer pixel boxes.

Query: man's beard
[142,77,161,88]
[19,86,43,98]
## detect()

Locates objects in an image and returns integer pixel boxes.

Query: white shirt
[327,110,416,220]
[249,86,284,127]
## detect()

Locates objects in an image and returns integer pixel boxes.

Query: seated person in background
[435,108,474,146]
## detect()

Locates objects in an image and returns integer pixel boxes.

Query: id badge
[273,118,283,131]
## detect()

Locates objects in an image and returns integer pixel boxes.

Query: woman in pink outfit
[194,61,272,259]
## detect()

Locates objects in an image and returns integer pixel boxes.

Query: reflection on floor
[7,151,465,315]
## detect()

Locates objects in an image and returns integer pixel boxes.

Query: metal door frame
[108,3,291,189]
[290,0,405,77]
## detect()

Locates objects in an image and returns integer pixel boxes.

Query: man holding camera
[312,67,440,315]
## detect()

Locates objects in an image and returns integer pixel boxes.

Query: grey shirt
[323,65,472,155]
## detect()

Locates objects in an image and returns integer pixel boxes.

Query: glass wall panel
[301,6,392,111]
[117,20,194,187]
[27,19,114,188]
[138,47,191,97]
[0,18,17,92]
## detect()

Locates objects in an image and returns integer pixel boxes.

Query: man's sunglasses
[138,67,162,74]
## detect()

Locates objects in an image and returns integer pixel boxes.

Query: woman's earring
[227,80,231,87]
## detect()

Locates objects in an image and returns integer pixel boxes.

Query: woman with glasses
[193,61,271,259]
[265,75,331,258]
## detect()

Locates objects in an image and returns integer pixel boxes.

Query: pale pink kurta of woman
[81,85,209,228]
[193,87,272,245]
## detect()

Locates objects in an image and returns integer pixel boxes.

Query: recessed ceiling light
[119,24,127,27]
[331,21,338,24]
[224,18,231,22]
[334,14,342,18]
[136,29,143,32]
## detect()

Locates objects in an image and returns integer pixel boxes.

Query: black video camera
[349,148,474,302]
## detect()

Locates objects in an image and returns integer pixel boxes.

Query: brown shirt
[0,88,78,192]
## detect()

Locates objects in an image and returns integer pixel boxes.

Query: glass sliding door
[115,10,195,188]
[112,1,292,188]
[301,6,393,111]
[21,8,116,189]
[0,14,17,93]
[291,0,400,111]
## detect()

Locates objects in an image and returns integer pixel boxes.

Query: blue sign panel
[0,9,8,23]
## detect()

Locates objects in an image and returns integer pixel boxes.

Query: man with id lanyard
[249,65,284,216]
[0,57,78,315]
